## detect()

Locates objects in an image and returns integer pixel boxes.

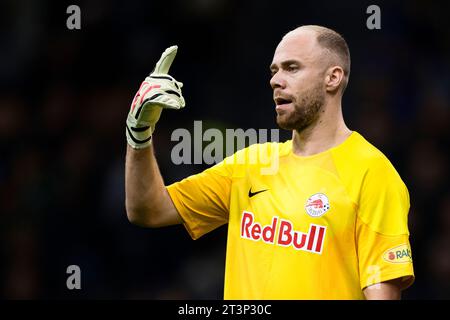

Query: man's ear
[325,66,344,93]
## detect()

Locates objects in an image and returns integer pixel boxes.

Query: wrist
[126,124,153,149]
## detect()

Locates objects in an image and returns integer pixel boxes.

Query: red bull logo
[240,211,326,254]
[305,193,330,217]
[307,199,324,209]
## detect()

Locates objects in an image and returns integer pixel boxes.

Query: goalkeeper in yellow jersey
[125,25,414,300]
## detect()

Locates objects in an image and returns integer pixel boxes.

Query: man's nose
[270,71,286,89]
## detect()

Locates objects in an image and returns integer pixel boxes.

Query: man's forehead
[272,28,319,64]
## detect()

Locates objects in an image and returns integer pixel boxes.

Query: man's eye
[287,65,298,72]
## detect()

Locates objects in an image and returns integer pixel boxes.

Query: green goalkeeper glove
[126,46,185,149]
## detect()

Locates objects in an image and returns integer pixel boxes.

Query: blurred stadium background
[0,0,449,299]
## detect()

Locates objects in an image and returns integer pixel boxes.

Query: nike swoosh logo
[248,188,268,198]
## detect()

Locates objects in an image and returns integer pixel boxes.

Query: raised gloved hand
[126,46,185,149]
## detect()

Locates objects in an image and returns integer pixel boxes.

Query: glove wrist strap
[126,124,153,149]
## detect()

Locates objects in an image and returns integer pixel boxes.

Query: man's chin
[276,116,311,132]
[276,116,295,131]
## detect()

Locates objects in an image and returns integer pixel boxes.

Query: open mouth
[275,97,292,106]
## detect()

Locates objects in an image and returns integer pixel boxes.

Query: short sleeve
[356,156,415,290]
[166,160,232,240]
[357,217,415,290]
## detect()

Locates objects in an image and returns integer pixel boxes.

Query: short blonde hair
[293,25,351,94]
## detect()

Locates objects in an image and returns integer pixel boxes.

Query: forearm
[125,144,167,226]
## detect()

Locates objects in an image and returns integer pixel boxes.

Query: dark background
[0,0,449,299]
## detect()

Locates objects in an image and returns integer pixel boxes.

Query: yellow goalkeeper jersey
[167,131,414,299]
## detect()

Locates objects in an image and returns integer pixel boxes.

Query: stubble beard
[276,83,325,133]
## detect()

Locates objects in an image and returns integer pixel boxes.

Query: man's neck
[291,103,352,157]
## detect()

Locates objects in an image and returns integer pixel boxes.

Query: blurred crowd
[0,0,449,299]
